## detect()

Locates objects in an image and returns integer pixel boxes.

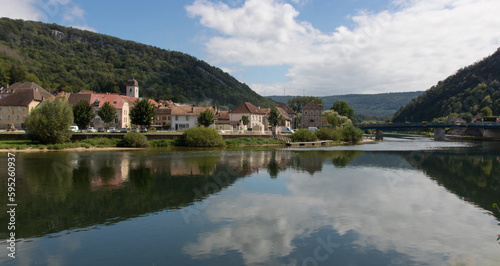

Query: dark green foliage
[25,99,74,144]
[341,126,363,143]
[480,106,493,116]
[73,100,94,130]
[130,98,155,128]
[393,47,500,122]
[241,115,249,126]
[120,132,150,148]
[315,127,342,141]
[81,137,120,147]
[0,18,275,109]
[290,129,318,142]
[331,101,354,120]
[287,96,324,113]
[149,139,171,147]
[268,107,282,127]
[197,108,215,127]
[98,102,117,125]
[179,127,225,147]
[270,92,424,119]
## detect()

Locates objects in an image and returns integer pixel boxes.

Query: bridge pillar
[434,128,445,140]
[375,129,383,141]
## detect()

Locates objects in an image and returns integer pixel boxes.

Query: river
[1,136,500,265]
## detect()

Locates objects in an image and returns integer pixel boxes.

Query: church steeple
[126,78,139,98]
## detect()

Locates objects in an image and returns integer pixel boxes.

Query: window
[7,115,10,120]
[305,111,308,115]
[0,107,2,111]
[16,115,20,120]
[316,111,319,115]
[0,115,2,120]
[175,116,178,121]
[186,116,189,121]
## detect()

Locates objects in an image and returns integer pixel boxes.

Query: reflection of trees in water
[330,151,364,168]
[405,152,500,220]
[289,150,364,174]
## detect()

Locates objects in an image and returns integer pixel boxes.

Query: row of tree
[286,96,357,125]
[27,98,156,144]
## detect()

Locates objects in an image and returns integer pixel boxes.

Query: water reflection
[0,146,499,265]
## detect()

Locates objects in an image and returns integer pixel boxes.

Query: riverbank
[0,138,375,152]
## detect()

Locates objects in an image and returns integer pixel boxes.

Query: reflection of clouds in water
[183,164,500,265]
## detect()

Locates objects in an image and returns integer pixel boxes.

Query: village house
[301,101,324,128]
[278,103,297,128]
[0,82,54,129]
[170,105,217,130]
[69,91,131,129]
[229,102,268,133]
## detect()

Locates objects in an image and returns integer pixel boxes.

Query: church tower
[126,78,139,98]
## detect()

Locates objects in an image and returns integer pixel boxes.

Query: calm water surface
[1,136,500,265]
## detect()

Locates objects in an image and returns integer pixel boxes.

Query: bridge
[356,122,500,140]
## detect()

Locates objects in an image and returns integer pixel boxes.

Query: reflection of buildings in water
[90,153,130,190]
[220,150,294,177]
[290,152,323,175]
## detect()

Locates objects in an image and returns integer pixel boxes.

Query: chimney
[191,105,194,113]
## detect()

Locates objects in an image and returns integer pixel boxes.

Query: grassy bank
[0,136,285,150]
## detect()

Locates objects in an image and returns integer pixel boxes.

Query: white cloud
[0,0,95,32]
[0,0,45,21]
[182,165,500,265]
[186,0,500,96]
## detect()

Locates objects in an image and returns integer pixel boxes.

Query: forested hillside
[393,47,500,122]
[269,91,423,121]
[0,18,275,109]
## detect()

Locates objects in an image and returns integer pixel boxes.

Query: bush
[315,127,341,141]
[341,126,363,143]
[149,139,171,147]
[25,99,74,144]
[179,127,225,147]
[290,129,318,142]
[120,132,150,148]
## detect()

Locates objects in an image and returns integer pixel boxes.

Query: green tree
[0,64,9,86]
[25,99,74,144]
[73,100,95,130]
[480,106,493,117]
[288,96,323,113]
[197,108,215,127]
[267,107,282,135]
[130,98,155,129]
[241,115,249,128]
[331,101,354,120]
[98,101,117,127]
[8,65,27,84]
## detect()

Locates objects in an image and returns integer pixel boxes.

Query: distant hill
[0,18,275,109]
[269,91,424,121]
[393,47,500,122]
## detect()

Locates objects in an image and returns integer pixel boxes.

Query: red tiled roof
[278,103,296,115]
[230,102,267,114]
[170,105,215,116]
[302,101,323,110]
[90,93,127,109]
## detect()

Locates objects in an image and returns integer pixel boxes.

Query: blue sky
[1,0,500,97]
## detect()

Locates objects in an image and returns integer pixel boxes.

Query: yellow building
[0,82,54,129]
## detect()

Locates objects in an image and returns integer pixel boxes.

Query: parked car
[308,127,319,131]
[279,126,295,133]
[107,127,118,133]
[131,127,138,132]
[69,125,79,132]
[87,127,97,133]
[97,127,105,132]
[140,128,147,133]
[120,127,128,133]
